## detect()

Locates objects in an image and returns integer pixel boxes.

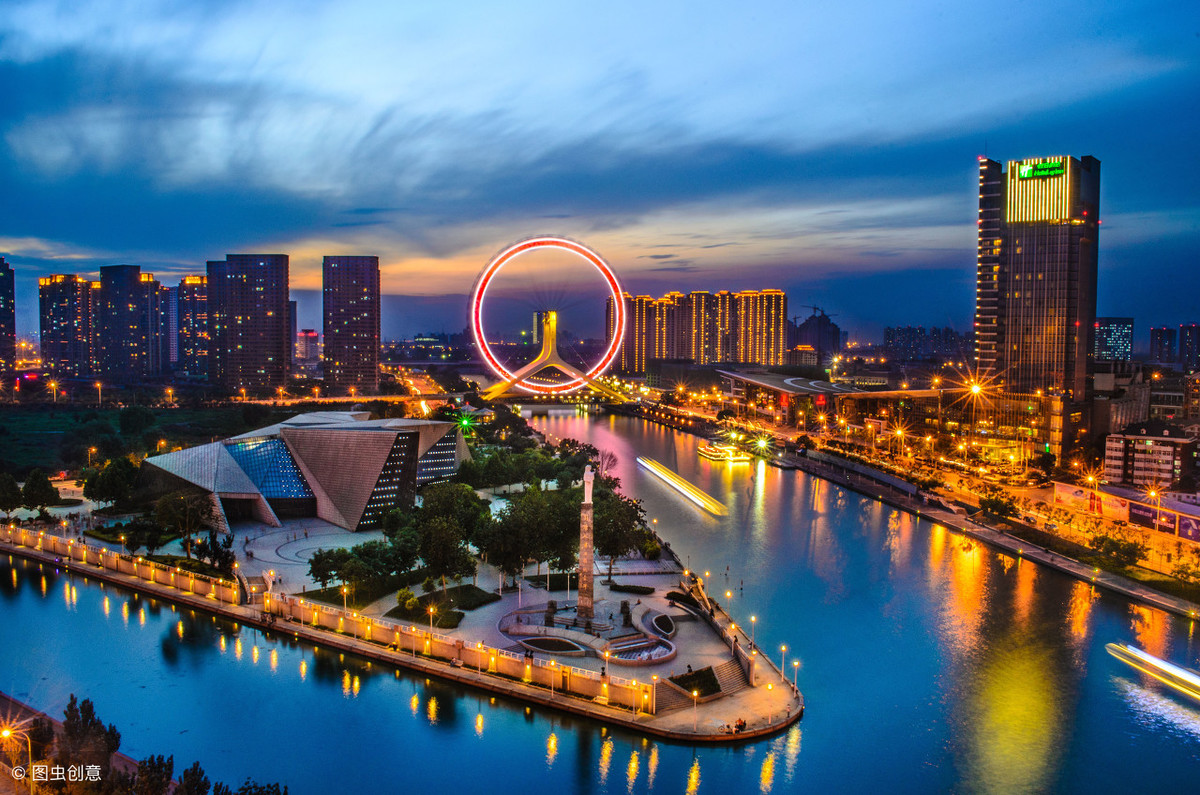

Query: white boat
[1106,643,1200,702]
[697,444,751,462]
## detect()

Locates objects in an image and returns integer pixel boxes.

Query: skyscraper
[0,257,14,375]
[607,293,654,374]
[1094,317,1133,362]
[733,289,787,366]
[687,291,714,364]
[207,254,290,393]
[38,274,94,376]
[96,264,165,382]
[1150,327,1177,365]
[322,255,380,394]
[177,275,208,378]
[974,155,1100,398]
[1180,324,1200,373]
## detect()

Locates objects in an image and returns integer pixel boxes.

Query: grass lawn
[145,554,230,579]
[299,568,430,611]
[86,527,180,546]
[383,584,500,629]
[669,666,721,697]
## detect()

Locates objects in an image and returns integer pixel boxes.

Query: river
[3,414,1200,793]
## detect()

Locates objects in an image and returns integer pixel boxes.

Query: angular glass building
[141,411,469,531]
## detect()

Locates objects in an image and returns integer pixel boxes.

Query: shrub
[609,583,654,595]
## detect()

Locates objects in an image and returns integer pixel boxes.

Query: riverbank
[785,450,1200,622]
[0,529,800,744]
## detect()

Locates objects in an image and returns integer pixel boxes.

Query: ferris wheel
[469,236,627,400]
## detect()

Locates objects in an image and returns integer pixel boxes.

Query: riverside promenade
[784,450,1200,622]
[1,526,801,743]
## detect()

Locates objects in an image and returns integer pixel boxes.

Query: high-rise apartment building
[296,329,320,368]
[1150,327,1177,365]
[734,289,787,366]
[0,257,15,375]
[713,290,736,362]
[177,275,208,378]
[95,265,165,382]
[1094,317,1133,362]
[38,274,94,376]
[974,155,1100,398]
[322,255,380,394]
[207,254,290,393]
[1180,324,1200,373]
[687,291,714,364]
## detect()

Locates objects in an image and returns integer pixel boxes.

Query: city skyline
[1,2,1198,340]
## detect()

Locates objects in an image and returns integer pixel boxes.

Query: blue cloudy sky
[1,0,1197,341]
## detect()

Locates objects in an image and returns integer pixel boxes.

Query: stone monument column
[578,465,595,620]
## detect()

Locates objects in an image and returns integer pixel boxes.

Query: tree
[419,482,490,541]
[57,695,121,780]
[21,468,59,512]
[593,488,647,581]
[0,472,21,518]
[475,513,528,588]
[418,515,476,594]
[156,493,215,559]
[308,548,351,589]
[86,457,138,509]
[1090,534,1147,568]
[176,762,212,795]
[193,528,236,572]
[133,754,175,795]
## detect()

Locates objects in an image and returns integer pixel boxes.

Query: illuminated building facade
[96,264,166,381]
[38,274,94,376]
[0,257,16,375]
[687,291,714,364]
[323,255,380,394]
[207,254,290,393]
[735,289,787,366]
[1094,317,1133,362]
[975,155,1100,399]
[607,287,787,373]
[177,275,208,378]
[1103,420,1197,488]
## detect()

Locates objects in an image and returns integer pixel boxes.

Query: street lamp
[750,615,757,648]
[166,387,174,405]
[49,381,58,403]
[428,604,436,633]
[341,586,348,613]
[692,690,699,730]
[780,643,787,672]
[792,659,800,687]
[0,725,34,770]
[88,447,97,468]
[95,381,103,405]
[239,387,247,402]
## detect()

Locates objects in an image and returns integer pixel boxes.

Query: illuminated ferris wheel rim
[470,236,626,394]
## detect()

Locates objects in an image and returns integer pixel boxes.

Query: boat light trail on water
[636,456,728,516]
[1106,643,1200,702]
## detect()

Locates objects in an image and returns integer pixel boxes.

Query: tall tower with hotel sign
[974,155,1100,400]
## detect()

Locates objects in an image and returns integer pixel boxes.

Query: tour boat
[697,444,751,462]
[1106,642,1200,702]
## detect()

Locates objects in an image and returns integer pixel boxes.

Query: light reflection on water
[2,415,1200,792]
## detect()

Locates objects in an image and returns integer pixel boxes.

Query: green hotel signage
[1017,161,1066,179]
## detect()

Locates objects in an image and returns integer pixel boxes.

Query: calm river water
[3,414,1200,794]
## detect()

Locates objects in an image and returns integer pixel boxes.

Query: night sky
[1,1,1197,343]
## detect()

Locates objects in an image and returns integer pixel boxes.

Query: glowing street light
[0,724,33,769]
[95,381,103,405]
[792,659,800,687]
[692,690,699,730]
[428,604,436,634]
[751,615,757,648]
[780,643,787,672]
[49,380,58,403]
[87,447,96,467]
[166,387,174,404]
